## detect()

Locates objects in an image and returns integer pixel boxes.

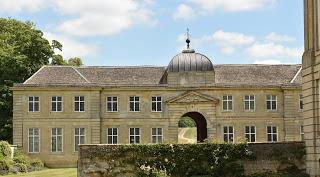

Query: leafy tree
[51,54,66,65]
[0,18,55,142]
[68,57,83,66]
[178,117,196,127]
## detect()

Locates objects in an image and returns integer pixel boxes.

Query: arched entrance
[181,112,207,142]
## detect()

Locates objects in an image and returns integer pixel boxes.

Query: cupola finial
[186,28,190,49]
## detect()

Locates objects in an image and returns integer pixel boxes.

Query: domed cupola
[167,34,214,72]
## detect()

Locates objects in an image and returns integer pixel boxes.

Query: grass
[7,168,77,177]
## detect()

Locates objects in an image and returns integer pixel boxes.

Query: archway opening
[178,112,208,143]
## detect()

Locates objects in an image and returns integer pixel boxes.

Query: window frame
[74,96,85,112]
[129,127,141,144]
[129,96,140,112]
[106,96,118,112]
[266,126,278,143]
[223,126,234,143]
[151,96,162,112]
[107,127,118,144]
[244,126,256,143]
[51,127,63,153]
[28,128,40,153]
[151,128,163,144]
[266,95,277,111]
[28,96,40,112]
[299,94,304,111]
[222,95,233,112]
[300,125,304,141]
[51,96,63,112]
[74,127,86,152]
[244,95,255,111]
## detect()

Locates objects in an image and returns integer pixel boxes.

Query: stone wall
[77,142,306,177]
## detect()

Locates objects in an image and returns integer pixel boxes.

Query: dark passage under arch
[182,112,208,142]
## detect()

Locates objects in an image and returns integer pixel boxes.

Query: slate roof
[19,64,302,87]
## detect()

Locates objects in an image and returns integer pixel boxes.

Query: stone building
[11,43,304,167]
[303,0,320,176]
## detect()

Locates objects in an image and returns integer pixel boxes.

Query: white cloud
[189,0,277,12]
[44,32,99,59]
[246,43,303,59]
[53,0,155,37]
[254,59,282,64]
[0,0,45,13]
[265,32,295,43]
[173,4,196,20]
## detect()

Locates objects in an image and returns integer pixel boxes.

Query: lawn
[7,168,77,177]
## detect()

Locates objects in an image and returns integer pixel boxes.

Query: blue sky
[0,0,304,66]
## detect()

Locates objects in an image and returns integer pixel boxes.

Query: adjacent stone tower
[303,0,320,176]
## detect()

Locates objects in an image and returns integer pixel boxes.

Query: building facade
[303,0,320,176]
[12,46,304,167]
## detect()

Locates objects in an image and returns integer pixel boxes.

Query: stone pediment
[166,91,218,104]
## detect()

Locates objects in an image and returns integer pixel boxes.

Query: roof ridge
[72,67,90,83]
[290,66,302,83]
[23,66,46,84]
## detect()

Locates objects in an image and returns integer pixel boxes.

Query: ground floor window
[108,128,118,144]
[129,128,140,144]
[74,128,85,151]
[245,126,256,143]
[151,128,163,143]
[51,128,63,152]
[223,126,234,143]
[300,125,304,141]
[267,126,277,142]
[28,128,40,153]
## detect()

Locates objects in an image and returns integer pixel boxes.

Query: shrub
[0,141,11,160]
[13,163,28,173]
[29,158,44,171]
[178,117,196,127]
[0,158,12,175]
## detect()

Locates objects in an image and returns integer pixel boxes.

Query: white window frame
[129,128,140,144]
[51,96,63,112]
[107,128,118,144]
[222,95,233,111]
[151,128,163,144]
[266,95,277,111]
[28,128,40,153]
[106,97,118,112]
[28,96,40,112]
[223,126,234,143]
[244,126,256,143]
[244,95,255,111]
[151,96,162,112]
[74,128,85,152]
[51,128,63,153]
[299,94,304,111]
[74,96,85,112]
[129,97,140,112]
[300,125,304,141]
[267,126,278,142]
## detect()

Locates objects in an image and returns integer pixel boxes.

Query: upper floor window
[74,128,85,151]
[151,128,163,143]
[129,97,140,112]
[28,96,39,112]
[152,97,162,112]
[299,94,303,110]
[223,126,234,143]
[222,95,233,111]
[129,128,140,144]
[245,126,256,143]
[28,128,40,153]
[51,96,62,112]
[106,97,118,112]
[107,128,118,144]
[51,128,63,152]
[244,95,255,111]
[74,96,85,112]
[267,126,278,142]
[266,95,277,111]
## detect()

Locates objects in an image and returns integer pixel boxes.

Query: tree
[51,54,67,65]
[68,57,83,66]
[0,18,55,142]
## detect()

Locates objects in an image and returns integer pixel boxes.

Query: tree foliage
[178,117,196,128]
[0,18,54,142]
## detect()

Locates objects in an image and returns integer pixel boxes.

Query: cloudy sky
[0,0,303,66]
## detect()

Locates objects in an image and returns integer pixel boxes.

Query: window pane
[135,97,139,101]
[135,128,140,135]
[75,128,79,135]
[52,102,56,111]
[80,102,85,111]
[152,97,156,101]
[157,102,161,111]
[245,126,249,133]
[29,102,33,111]
[113,137,117,144]
[113,103,117,111]
[34,97,39,101]
[130,103,134,111]
[34,102,39,111]
[52,97,56,101]
[108,128,112,135]
[228,101,233,110]
[251,127,255,133]
[107,103,112,111]
[152,136,157,143]
[136,136,140,143]
[113,128,117,135]
[75,103,79,111]
[107,97,111,101]
[152,128,156,135]
[57,102,62,111]
[130,97,134,101]
[80,96,84,101]
[108,136,112,144]
[130,128,134,135]
[224,127,227,133]
[135,103,139,111]
[57,128,62,135]
[29,97,33,101]
[223,102,227,110]
[158,128,162,135]
[152,102,156,111]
